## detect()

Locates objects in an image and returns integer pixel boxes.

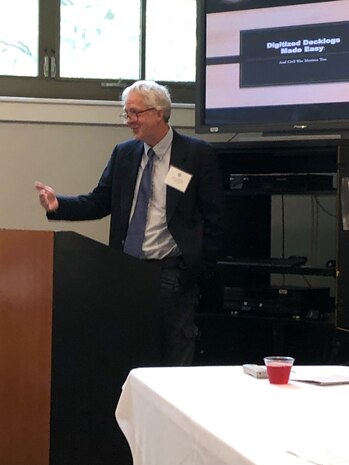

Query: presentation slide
[240,22,349,87]
[205,0,349,109]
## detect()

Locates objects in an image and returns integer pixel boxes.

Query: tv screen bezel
[195,0,349,136]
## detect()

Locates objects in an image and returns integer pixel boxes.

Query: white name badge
[165,166,192,193]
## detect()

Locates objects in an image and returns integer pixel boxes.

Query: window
[146,0,196,82]
[0,0,196,102]
[0,0,39,77]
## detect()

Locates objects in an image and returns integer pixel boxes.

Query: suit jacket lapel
[119,142,144,228]
[166,131,188,222]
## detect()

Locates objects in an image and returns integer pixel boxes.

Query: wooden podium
[0,229,161,465]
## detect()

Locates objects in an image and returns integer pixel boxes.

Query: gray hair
[121,80,172,122]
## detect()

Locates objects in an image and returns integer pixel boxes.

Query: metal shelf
[217,261,335,277]
[224,189,336,196]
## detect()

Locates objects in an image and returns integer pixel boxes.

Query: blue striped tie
[123,149,155,257]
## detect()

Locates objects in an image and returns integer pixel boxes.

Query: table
[115,365,349,465]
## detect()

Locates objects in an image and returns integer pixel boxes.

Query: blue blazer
[49,129,225,281]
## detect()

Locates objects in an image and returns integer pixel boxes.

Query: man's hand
[34,181,59,212]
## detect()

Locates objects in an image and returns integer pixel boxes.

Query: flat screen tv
[196,0,349,135]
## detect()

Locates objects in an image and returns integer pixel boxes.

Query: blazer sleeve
[197,142,226,264]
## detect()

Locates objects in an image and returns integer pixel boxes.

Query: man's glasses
[120,107,155,123]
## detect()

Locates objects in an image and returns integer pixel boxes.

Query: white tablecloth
[116,365,349,465]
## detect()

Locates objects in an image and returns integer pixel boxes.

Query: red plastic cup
[264,356,295,384]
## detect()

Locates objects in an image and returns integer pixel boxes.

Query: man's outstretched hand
[34,181,59,212]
